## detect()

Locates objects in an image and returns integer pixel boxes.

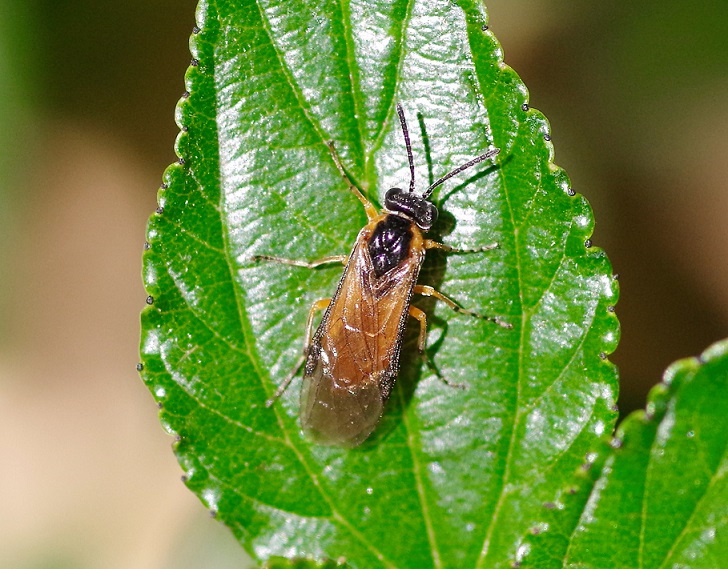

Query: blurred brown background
[1,1,725,567]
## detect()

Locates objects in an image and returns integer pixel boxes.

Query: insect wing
[301,222,424,446]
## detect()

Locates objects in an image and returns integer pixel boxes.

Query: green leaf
[518,340,728,569]
[263,558,349,569]
[140,0,619,567]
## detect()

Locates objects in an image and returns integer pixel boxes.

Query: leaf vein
[475,150,526,568]
[656,417,728,567]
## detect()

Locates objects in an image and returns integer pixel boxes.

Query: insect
[255,104,510,447]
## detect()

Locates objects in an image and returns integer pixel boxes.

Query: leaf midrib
[213,1,402,566]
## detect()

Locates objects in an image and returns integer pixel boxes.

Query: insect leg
[265,355,305,408]
[408,305,429,353]
[266,298,331,407]
[413,285,512,329]
[252,254,347,268]
[408,305,465,389]
[424,240,499,254]
[327,141,378,221]
[303,298,331,347]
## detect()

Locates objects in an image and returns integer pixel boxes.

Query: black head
[384,187,438,230]
[388,103,501,231]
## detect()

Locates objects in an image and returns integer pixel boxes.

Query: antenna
[396,103,416,193]
[422,148,500,199]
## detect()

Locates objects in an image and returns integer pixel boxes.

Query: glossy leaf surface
[518,340,728,568]
[264,558,349,569]
[140,0,619,567]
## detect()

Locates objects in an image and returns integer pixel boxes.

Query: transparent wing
[300,225,424,446]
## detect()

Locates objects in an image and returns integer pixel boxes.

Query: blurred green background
[1,1,725,567]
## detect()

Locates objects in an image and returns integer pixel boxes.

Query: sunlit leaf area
[1,1,726,568]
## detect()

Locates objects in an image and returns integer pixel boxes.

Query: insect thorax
[367,214,413,278]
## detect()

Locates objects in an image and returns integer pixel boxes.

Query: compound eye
[417,201,438,230]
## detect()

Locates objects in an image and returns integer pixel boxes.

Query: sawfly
[255,104,510,447]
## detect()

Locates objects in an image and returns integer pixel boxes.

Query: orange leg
[413,284,512,329]
[252,254,347,268]
[408,305,429,353]
[327,141,378,221]
[266,298,331,407]
[303,298,331,346]
[424,239,499,254]
[408,304,465,389]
